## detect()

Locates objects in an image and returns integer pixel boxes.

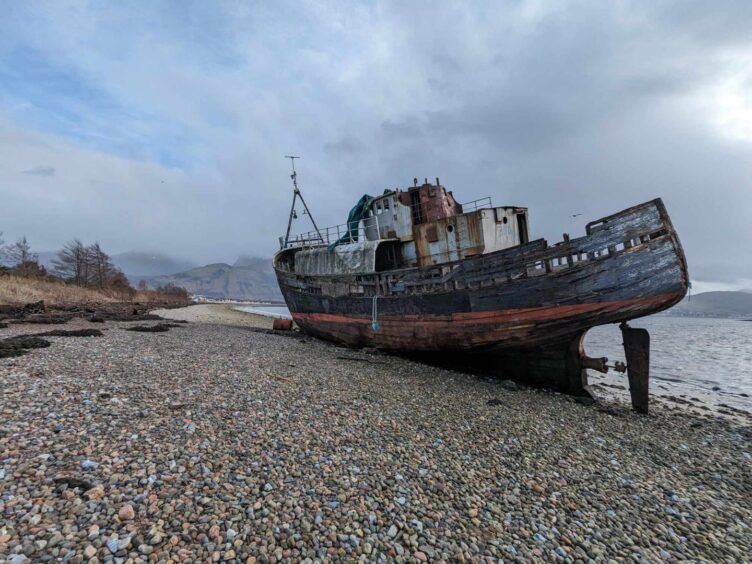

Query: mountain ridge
[145,258,281,302]
[667,291,752,318]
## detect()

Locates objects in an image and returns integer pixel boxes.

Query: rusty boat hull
[274,198,688,398]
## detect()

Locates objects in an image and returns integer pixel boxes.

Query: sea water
[234,305,292,319]
[586,316,752,411]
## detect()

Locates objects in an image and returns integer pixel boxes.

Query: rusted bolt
[581,355,609,373]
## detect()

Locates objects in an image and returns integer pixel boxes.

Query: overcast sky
[1,1,750,290]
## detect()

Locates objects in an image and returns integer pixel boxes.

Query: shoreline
[152,302,277,330]
[231,304,291,320]
[158,304,750,422]
[1,311,750,561]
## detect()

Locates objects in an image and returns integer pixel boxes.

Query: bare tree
[4,236,37,266]
[53,239,90,286]
[53,240,131,289]
[87,242,118,287]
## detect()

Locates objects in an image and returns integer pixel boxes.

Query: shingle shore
[0,317,750,563]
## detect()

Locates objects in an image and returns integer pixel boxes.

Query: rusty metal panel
[417,182,463,222]
[411,213,488,266]
[412,225,431,266]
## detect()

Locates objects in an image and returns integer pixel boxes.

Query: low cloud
[323,136,367,157]
[21,164,55,176]
[0,2,750,284]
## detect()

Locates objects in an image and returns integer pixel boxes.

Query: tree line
[0,233,189,299]
[52,240,131,288]
[1,233,128,288]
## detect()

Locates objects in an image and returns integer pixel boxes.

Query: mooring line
[371,295,380,332]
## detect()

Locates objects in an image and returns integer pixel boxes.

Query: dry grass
[0,275,188,306]
[0,276,118,306]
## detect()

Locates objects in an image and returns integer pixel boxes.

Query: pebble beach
[1,305,750,562]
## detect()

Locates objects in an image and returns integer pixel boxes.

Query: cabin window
[375,202,383,214]
[447,224,454,233]
[410,190,424,224]
[502,216,508,224]
[384,198,390,210]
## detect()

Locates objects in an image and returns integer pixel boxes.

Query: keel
[620,322,650,413]
[478,332,597,400]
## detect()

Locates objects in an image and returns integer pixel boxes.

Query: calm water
[586,316,752,410]
[235,305,751,410]
[234,305,292,319]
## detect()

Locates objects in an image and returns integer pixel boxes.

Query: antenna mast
[283,156,322,248]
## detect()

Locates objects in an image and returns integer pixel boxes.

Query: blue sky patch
[0,46,192,168]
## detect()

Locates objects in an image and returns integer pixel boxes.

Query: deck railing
[460,196,493,212]
[281,215,380,249]
[281,195,494,249]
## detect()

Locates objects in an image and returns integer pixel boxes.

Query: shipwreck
[273,163,689,412]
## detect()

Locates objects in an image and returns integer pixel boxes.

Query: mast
[283,156,323,248]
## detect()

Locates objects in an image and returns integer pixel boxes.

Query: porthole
[502,216,508,224]
[447,225,454,233]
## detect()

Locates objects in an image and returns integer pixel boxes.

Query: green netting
[328,194,374,250]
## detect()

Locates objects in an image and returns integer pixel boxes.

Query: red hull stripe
[291,293,681,326]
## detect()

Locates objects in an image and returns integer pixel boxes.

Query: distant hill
[668,291,752,318]
[147,258,282,302]
[112,251,197,278]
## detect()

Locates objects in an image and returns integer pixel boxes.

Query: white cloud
[0,1,750,283]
